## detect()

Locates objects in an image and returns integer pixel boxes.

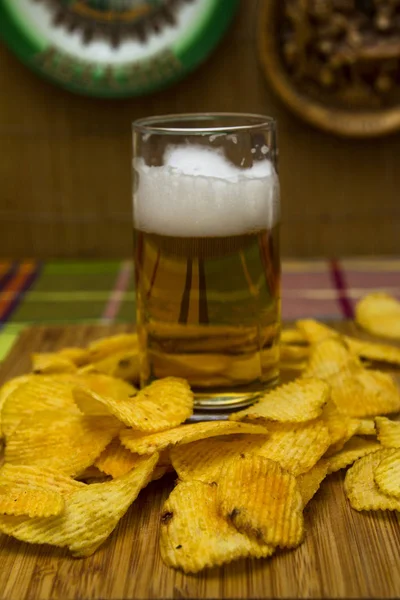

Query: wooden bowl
[258,1,400,138]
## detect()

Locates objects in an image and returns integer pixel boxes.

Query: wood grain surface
[1,0,400,259]
[0,323,400,600]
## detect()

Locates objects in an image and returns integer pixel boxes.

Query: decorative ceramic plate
[0,0,239,97]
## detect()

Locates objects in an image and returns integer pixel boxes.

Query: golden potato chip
[87,333,138,363]
[95,438,140,478]
[375,416,400,448]
[279,345,310,363]
[0,375,32,437]
[0,453,158,557]
[0,483,64,517]
[58,347,90,367]
[1,375,81,439]
[345,336,400,367]
[296,460,329,507]
[80,373,136,400]
[321,399,360,456]
[75,377,193,432]
[151,466,171,482]
[31,353,77,375]
[159,480,274,573]
[217,455,304,548]
[150,350,231,387]
[0,464,85,494]
[4,411,121,477]
[279,362,308,374]
[251,420,331,476]
[355,419,376,436]
[327,437,381,474]
[344,449,400,511]
[230,378,329,424]
[170,435,268,484]
[75,466,110,483]
[79,350,140,383]
[296,320,338,344]
[373,449,400,498]
[223,349,280,387]
[303,338,362,381]
[280,329,308,345]
[330,370,400,418]
[151,350,270,388]
[120,421,269,456]
[72,373,137,418]
[355,293,400,340]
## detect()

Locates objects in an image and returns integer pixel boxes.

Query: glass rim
[132,112,276,135]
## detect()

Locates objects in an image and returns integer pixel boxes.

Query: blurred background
[1,0,399,261]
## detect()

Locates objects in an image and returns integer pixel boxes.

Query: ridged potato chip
[95,438,141,478]
[75,377,193,432]
[217,455,304,548]
[321,399,360,456]
[280,329,307,345]
[150,349,281,388]
[355,293,400,340]
[230,378,329,424]
[120,422,269,456]
[4,411,121,477]
[373,449,400,498]
[296,459,329,507]
[1,375,81,439]
[79,350,140,383]
[279,345,310,363]
[0,375,32,437]
[159,480,274,573]
[303,338,362,381]
[150,351,231,387]
[86,333,138,363]
[0,464,85,494]
[355,419,376,436]
[31,353,77,375]
[58,347,90,367]
[72,373,137,418]
[80,373,137,401]
[296,320,338,344]
[327,437,381,474]
[251,420,331,476]
[76,466,110,483]
[375,417,400,448]
[0,483,64,517]
[170,435,267,484]
[344,449,400,511]
[330,370,400,418]
[0,453,158,557]
[345,336,400,367]
[279,361,308,373]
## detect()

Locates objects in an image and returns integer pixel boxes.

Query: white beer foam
[134,145,279,237]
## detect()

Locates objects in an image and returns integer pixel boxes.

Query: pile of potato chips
[0,292,399,573]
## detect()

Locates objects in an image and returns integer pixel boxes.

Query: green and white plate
[0,0,239,97]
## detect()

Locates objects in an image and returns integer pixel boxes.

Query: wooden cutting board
[0,323,400,600]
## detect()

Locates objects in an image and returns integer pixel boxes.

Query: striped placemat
[0,258,399,360]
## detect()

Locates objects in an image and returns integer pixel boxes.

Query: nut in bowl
[258,1,400,137]
[0,303,400,573]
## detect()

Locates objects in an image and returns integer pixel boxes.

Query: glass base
[189,373,280,419]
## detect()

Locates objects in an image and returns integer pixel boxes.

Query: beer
[133,141,280,408]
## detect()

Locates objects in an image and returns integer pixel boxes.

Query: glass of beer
[132,113,280,410]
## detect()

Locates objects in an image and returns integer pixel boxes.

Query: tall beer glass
[132,114,280,410]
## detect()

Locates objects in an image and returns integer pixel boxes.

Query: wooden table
[0,323,400,600]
